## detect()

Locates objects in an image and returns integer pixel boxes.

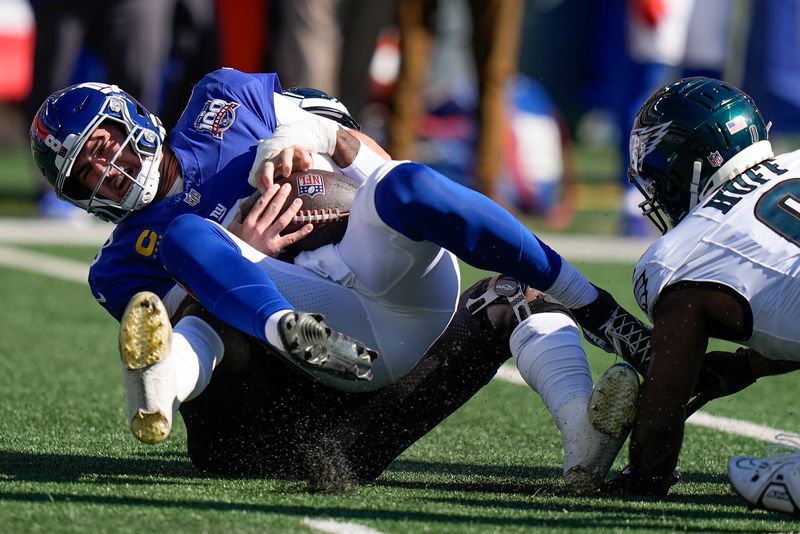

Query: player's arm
[623,283,754,494]
[248,94,389,190]
[623,286,710,494]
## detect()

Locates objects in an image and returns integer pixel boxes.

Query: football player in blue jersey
[31,69,652,492]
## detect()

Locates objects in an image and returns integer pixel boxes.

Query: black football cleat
[277,312,377,380]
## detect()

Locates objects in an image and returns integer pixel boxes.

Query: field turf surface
[1,243,798,533]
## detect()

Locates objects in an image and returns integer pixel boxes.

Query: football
[240,168,357,257]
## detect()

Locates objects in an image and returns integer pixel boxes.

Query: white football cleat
[561,362,640,494]
[728,451,800,517]
[119,291,177,445]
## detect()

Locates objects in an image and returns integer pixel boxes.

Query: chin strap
[688,159,702,211]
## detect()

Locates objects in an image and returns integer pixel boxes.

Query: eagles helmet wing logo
[629,121,673,174]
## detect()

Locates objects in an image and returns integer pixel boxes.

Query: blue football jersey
[89,68,282,321]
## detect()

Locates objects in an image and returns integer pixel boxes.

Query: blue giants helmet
[30,82,166,223]
[628,77,773,233]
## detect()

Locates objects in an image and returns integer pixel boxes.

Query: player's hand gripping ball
[240,169,357,258]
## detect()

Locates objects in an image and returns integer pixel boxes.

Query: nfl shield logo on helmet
[297,174,325,198]
[707,151,724,167]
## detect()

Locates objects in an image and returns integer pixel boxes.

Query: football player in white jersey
[610,77,800,506]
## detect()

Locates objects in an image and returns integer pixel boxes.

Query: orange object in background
[216,0,268,72]
[0,0,34,101]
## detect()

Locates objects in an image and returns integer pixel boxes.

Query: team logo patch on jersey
[629,121,672,174]
[707,150,724,167]
[194,99,239,140]
[297,174,325,198]
[210,203,228,221]
[726,116,748,135]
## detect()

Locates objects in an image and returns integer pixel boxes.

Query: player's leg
[372,162,653,365]
[325,276,638,491]
[119,292,233,444]
[179,333,368,484]
[158,213,376,379]
[510,294,639,493]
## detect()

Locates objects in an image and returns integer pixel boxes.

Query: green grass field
[1,246,798,533]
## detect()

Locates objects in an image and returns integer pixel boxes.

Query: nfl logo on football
[297,174,325,198]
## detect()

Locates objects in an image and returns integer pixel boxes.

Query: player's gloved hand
[248,117,340,188]
[686,348,755,416]
[604,465,681,496]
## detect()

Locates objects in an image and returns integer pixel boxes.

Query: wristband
[340,141,388,184]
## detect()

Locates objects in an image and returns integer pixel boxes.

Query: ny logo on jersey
[194,99,239,140]
[630,121,673,174]
[210,203,228,221]
[297,174,325,198]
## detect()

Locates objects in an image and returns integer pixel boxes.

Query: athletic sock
[264,309,293,352]
[543,261,599,310]
[171,316,225,401]
[511,311,606,475]
[511,311,593,418]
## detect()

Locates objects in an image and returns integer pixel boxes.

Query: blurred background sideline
[1,0,799,237]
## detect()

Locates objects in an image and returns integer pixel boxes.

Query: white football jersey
[633,149,800,361]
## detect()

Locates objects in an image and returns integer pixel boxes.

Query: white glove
[247,117,339,188]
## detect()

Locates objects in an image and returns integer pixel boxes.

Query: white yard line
[0,218,789,445]
[0,218,112,246]
[0,243,89,283]
[302,518,386,534]
[494,365,793,444]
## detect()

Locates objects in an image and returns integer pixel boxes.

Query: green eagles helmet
[628,77,773,233]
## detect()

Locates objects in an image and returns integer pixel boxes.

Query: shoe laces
[602,306,653,373]
[749,434,800,468]
[765,433,800,457]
